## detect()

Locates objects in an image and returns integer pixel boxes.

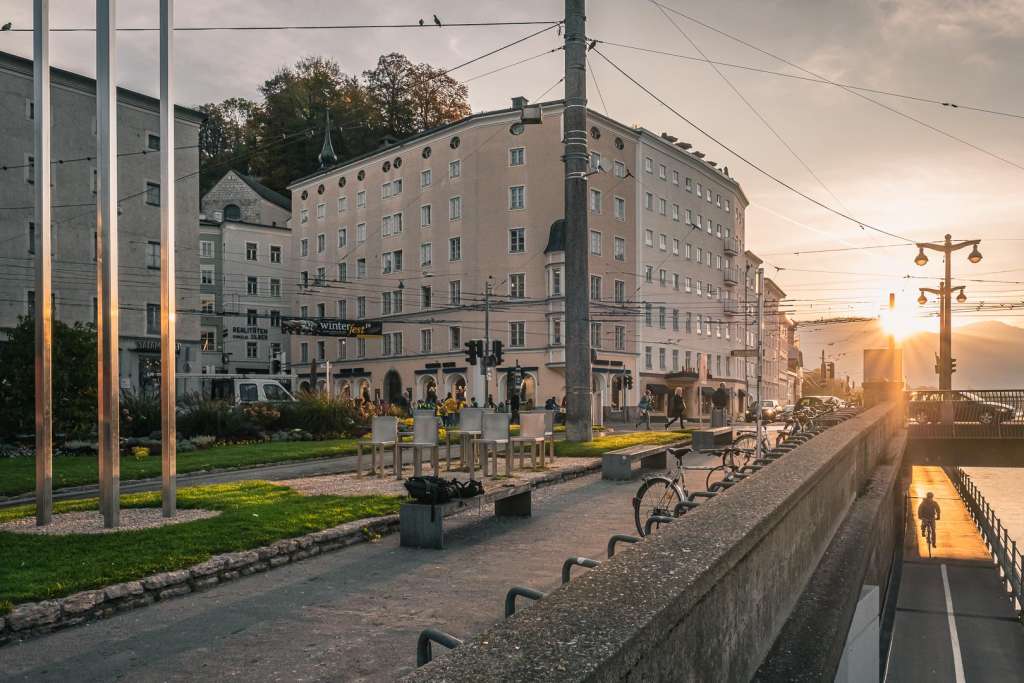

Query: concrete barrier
[403,402,903,682]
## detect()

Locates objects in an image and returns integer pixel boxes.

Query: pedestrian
[664,388,687,429]
[544,396,558,411]
[443,393,458,427]
[471,397,479,408]
[486,394,496,410]
[635,390,653,430]
[711,382,729,427]
[497,401,508,413]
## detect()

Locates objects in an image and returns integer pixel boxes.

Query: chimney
[512,96,529,110]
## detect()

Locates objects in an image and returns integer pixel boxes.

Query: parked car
[745,399,780,422]
[779,404,796,420]
[908,391,1015,425]
[796,395,844,412]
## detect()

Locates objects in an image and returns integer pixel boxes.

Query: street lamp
[956,290,967,304]
[917,292,927,305]
[914,248,929,267]
[968,245,983,264]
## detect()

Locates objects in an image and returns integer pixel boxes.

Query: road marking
[941,563,967,683]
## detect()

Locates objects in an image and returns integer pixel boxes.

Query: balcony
[723,266,739,287]
[724,236,739,256]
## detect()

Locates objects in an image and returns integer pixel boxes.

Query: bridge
[404,397,1024,681]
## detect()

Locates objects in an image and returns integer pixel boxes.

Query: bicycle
[921,517,937,556]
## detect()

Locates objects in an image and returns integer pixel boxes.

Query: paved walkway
[887,466,1024,681]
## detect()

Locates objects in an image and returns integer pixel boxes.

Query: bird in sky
[433,14,442,27]
[418,19,424,26]
[1,22,12,31]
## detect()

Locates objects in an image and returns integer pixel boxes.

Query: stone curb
[0,459,602,647]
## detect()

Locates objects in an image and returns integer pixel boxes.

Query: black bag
[404,476,457,505]
[456,479,485,499]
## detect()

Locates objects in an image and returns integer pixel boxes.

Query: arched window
[223,204,241,221]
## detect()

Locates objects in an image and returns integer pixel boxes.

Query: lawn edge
[0,458,603,647]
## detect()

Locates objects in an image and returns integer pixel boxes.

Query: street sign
[731,349,759,358]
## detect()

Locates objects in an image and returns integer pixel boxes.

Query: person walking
[635,390,653,430]
[711,382,730,427]
[665,388,687,429]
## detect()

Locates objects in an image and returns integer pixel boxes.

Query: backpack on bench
[404,476,485,505]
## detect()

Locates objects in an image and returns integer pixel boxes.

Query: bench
[691,427,734,451]
[602,441,687,481]
[399,483,532,549]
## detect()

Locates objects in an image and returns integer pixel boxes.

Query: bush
[177,396,261,440]
[120,389,162,438]
[277,393,364,438]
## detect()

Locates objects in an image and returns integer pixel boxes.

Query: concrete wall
[404,402,903,682]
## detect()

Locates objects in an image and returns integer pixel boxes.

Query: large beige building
[286,99,756,418]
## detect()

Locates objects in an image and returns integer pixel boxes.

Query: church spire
[318,109,338,169]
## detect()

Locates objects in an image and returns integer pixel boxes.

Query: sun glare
[880,307,926,341]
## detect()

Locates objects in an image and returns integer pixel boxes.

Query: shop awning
[645,383,670,395]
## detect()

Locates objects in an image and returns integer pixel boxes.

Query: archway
[520,373,537,409]
[446,373,467,402]
[339,381,352,400]
[383,369,403,403]
[357,379,371,403]
[611,375,624,409]
[299,380,312,393]
[591,372,607,408]
[418,375,438,402]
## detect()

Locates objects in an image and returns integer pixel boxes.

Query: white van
[180,375,297,404]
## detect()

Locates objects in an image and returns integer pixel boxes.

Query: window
[300,271,309,289]
[672,309,679,331]
[590,322,602,348]
[316,203,326,219]
[357,338,366,358]
[614,280,625,303]
[247,309,259,326]
[317,341,326,361]
[382,250,403,273]
[696,314,702,335]
[644,303,653,327]
[147,133,161,151]
[201,297,215,314]
[707,188,713,203]
[696,279,703,297]
[685,208,693,225]
[614,196,626,220]
[269,245,281,264]
[449,196,462,220]
[672,238,680,255]
[420,169,432,187]
[337,196,348,213]
[658,306,666,328]
[685,276,693,293]
[644,229,654,247]
[686,312,692,333]
[510,273,525,299]
[357,223,367,242]
[145,182,160,206]
[242,342,257,360]
[450,326,462,350]
[685,176,693,192]
[357,296,366,318]
[696,246,703,263]
[200,330,216,352]
[449,160,461,179]
[716,193,722,208]
[645,346,653,369]
[420,242,432,266]
[509,321,525,347]
[672,169,680,185]
[716,223,722,238]
[659,348,666,370]
[590,275,601,301]
[266,278,280,298]
[644,265,653,283]
[420,204,432,227]
[510,228,526,253]
[672,204,680,221]
[685,243,692,260]
[200,240,214,258]
[381,292,392,316]
[338,228,347,248]
[146,304,160,334]
[335,340,345,361]
[421,329,432,353]
[590,151,602,172]
[657,197,666,215]
[716,255,722,269]
[510,147,525,166]
[315,266,326,286]
[247,276,258,296]
[551,319,563,346]
[509,185,526,210]
[614,326,625,351]
[357,258,366,279]
[590,230,602,255]
[590,188,602,213]
[300,343,309,363]
[658,163,667,180]
[449,280,461,305]
[644,157,653,173]
[338,262,348,282]
[300,239,309,257]
[449,236,462,261]
[300,208,309,224]
[659,234,667,251]
[421,286,432,309]
[25,98,34,120]
[725,199,731,212]
[673,349,680,371]
[551,267,562,296]
[245,242,258,261]
[382,212,403,236]
[696,181,702,198]
[613,160,626,178]
[381,179,403,198]
[659,269,667,287]
[644,192,654,211]
[356,190,366,207]
[614,236,626,261]
[144,241,160,269]
[201,267,214,285]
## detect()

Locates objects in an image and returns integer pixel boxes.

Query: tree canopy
[197,54,471,195]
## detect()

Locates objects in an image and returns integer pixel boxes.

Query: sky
[3,0,1023,332]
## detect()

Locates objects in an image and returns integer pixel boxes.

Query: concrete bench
[602,442,685,481]
[399,484,532,549]
[692,427,734,451]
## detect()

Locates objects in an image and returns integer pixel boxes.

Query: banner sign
[280,317,382,337]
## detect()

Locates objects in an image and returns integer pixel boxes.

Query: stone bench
[602,441,688,481]
[399,484,532,550]
[692,427,734,451]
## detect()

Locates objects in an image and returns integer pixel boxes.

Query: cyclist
[918,492,941,539]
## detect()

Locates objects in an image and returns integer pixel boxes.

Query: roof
[544,219,566,254]
[237,173,292,211]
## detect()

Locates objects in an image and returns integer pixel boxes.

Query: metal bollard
[505,586,545,617]
[416,628,463,667]
[607,534,640,558]
[644,514,676,536]
[561,556,601,584]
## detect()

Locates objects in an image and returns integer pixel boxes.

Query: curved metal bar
[607,533,640,558]
[416,628,463,667]
[505,586,546,617]
[643,514,676,536]
[561,556,601,584]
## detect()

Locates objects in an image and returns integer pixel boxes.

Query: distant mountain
[798,320,1024,389]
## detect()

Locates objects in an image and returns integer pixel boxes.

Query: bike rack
[644,514,676,535]
[674,500,699,515]
[505,586,546,617]
[607,534,640,558]
[562,556,601,584]
[690,491,718,500]
[416,628,463,667]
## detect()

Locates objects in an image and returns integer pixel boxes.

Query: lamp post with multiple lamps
[914,234,982,391]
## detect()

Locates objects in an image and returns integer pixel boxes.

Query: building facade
[286,99,760,417]
[196,172,292,376]
[0,50,202,392]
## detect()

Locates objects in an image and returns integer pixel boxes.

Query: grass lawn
[554,430,690,458]
[0,481,403,609]
[0,438,359,498]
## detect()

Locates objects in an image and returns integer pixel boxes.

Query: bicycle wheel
[732,432,758,451]
[633,476,684,537]
[705,465,726,491]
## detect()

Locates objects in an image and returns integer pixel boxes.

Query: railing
[948,466,1023,617]
[906,389,1024,439]
[724,236,739,256]
[723,266,739,286]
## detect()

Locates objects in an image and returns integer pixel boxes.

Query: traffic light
[492,340,504,366]
[623,373,633,390]
[950,357,957,375]
[465,340,478,365]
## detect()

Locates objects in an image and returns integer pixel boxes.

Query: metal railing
[948,466,1023,617]
[906,389,1024,439]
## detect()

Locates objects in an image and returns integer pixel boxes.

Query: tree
[0,318,98,438]
[197,97,257,194]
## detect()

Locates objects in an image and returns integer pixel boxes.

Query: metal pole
[888,292,897,382]
[159,0,177,518]
[940,235,953,390]
[97,0,120,528]
[33,0,53,526]
[563,0,592,441]
[484,277,491,403]
[755,268,764,459]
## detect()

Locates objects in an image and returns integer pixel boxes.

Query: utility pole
[159,0,177,518]
[914,234,981,390]
[755,267,764,459]
[483,276,492,403]
[33,0,53,526]
[887,292,897,382]
[563,0,592,442]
